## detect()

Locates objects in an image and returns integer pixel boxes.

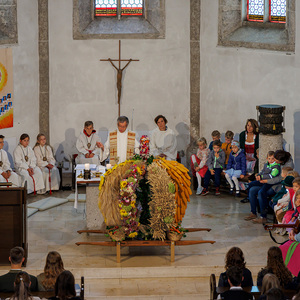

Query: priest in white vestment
[34,133,60,193]
[103,116,139,165]
[13,134,45,194]
[150,115,177,160]
[0,135,20,187]
[76,121,104,165]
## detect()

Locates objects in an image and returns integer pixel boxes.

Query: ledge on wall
[73,0,165,40]
[218,0,295,53]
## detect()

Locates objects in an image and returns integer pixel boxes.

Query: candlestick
[106,164,112,169]
[84,163,90,170]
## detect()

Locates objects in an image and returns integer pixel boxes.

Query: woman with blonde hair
[37,251,64,291]
[8,271,40,300]
[258,273,281,299]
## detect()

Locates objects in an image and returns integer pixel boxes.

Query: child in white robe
[76,121,104,165]
[34,133,60,194]
[13,133,45,194]
[0,135,20,187]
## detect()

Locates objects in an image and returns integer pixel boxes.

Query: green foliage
[168,182,175,193]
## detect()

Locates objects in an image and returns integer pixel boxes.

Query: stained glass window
[270,0,286,23]
[95,0,117,17]
[247,0,264,21]
[95,0,143,17]
[121,0,143,16]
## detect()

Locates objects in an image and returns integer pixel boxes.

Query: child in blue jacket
[225,141,246,197]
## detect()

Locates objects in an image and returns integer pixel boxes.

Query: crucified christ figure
[108,58,132,109]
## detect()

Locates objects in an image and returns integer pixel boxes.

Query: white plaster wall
[49,0,190,165]
[200,1,300,170]
[0,0,39,164]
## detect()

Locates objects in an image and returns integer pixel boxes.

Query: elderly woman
[239,118,259,174]
[150,115,177,160]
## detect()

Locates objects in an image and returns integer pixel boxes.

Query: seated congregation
[190,118,300,228]
[214,246,300,300]
[0,247,82,300]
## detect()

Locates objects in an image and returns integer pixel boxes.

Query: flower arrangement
[139,135,150,160]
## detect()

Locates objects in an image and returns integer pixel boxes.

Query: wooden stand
[76,228,215,263]
[0,187,27,266]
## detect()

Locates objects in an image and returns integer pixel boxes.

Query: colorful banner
[0,48,13,129]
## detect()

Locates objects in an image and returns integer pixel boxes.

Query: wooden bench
[0,276,84,300]
[76,228,216,263]
[210,273,297,300]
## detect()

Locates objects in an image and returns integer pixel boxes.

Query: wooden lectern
[0,187,27,266]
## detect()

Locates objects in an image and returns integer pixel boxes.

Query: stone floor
[0,183,287,299]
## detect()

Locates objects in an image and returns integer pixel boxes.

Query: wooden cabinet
[0,187,27,266]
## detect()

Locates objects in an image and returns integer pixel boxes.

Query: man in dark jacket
[0,246,38,292]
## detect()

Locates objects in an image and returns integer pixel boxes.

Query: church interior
[0,0,300,299]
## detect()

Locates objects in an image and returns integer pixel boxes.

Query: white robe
[150,127,177,160]
[76,132,103,164]
[34,145,60,193]
[103,129,139,164]
[0,149,20,187]
[13,145,45,194]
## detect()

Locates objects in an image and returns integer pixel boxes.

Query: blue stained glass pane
[270,0,286,17]
[248,0,264,16]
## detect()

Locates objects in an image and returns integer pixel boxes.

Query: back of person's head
[226,266,243,287]
[55,270,76,300]
[11,271,31,300]
[261,273,281,295]
[265,287,285,300]
[43,251,65,290]
[10,247,25,265]
[267,246,292,285]
[225,246,246,270]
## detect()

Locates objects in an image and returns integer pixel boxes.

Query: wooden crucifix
[100,40,139,117]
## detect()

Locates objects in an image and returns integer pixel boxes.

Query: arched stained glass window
[247,0,264,21]
[270,0,286,23]
[95,0,144,17]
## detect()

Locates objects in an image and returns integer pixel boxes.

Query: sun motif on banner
[0,63,8,92]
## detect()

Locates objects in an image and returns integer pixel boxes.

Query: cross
[100,40,139,117]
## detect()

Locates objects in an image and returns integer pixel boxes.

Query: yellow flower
[105,169,112,176]
[98,176,105,190]
[136,167,142,175]
[104,218,107,224]
[112,165,118,171]
[128,232,138,238]
[120,180,127,189]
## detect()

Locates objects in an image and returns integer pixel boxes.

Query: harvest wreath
[98,155,192,242]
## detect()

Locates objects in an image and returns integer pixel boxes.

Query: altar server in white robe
[13,134,45,194]
[33,133,60,194]
[150,115,177,161]
[0,135,20,187]
[103,116,139,165]
[76,121,104,165]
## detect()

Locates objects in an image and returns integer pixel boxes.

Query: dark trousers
[248,181,274,218]
[203,168,222,188]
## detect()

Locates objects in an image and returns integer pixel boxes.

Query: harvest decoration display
[98,156,192,241]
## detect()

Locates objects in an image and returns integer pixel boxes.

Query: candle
[106,164,112,169]
[84,163,90,170]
